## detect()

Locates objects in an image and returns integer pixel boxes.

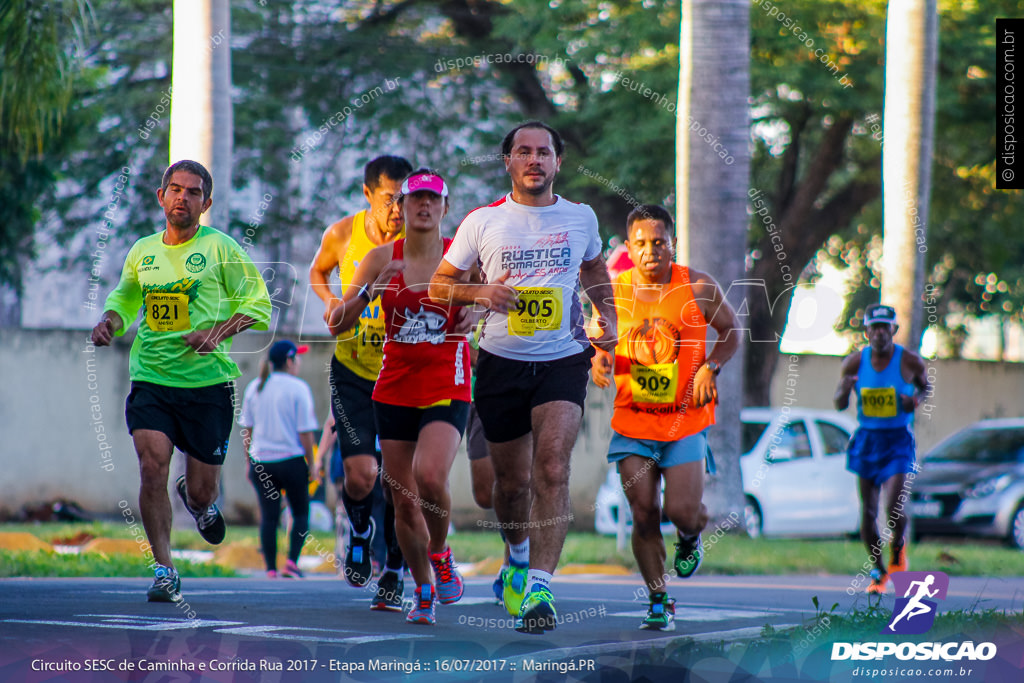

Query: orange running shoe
[866,568,889,594]
[888,545,908,575]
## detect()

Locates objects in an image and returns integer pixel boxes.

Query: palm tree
[881,0,938,348]
[169,0,232,231]
[676,0,750,525]
[0,0,91,324]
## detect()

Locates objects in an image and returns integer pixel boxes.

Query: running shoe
[502,560,529,616]
[888,544,908,575]
[492,567,507,606]
[280,559,303,579]
[640,593,676,631]
[515,584,557,634]
[406,584,436,625]
[866,568,889,594]
[266,570,278,578]
[175,476,226,545]
[344,518,375,587]
[673,532,702,578]
[147,566,182,603]
[429,546,464,604]
[371,570,404,611]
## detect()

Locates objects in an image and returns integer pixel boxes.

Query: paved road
[2,573,1022,682]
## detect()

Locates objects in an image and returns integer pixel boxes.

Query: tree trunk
[676,0,750,527]
[881,0,938,349]
[170,0,233,231]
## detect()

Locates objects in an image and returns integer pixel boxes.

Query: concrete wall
[2,328,1022,528]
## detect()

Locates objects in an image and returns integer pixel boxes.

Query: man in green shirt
[91,160,272,603]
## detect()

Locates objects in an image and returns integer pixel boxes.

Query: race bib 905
[508,287,562,336]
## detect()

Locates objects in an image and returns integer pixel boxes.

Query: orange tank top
[610,264,714,440]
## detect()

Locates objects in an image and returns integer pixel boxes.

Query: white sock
[527,569,552,591]
[509,538,529,565]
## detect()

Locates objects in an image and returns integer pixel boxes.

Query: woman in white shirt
[239,340,319,577]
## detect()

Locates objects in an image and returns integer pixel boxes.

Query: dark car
[911,419,1024,549]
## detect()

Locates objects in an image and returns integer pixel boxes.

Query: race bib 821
[145,292,190,332]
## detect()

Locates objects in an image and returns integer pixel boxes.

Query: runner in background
[834,304,929,594]
[239,340,318,579]
[310,156,413,593]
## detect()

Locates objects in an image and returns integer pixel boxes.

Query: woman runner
[328,169,474,625]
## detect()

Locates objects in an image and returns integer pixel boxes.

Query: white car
[593,407,861,538]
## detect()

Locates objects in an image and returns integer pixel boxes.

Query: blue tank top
[855,345,915,430]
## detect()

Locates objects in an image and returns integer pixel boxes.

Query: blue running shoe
[429,546,464,604]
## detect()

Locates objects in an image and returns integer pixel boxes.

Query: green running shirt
[104,225,272,387]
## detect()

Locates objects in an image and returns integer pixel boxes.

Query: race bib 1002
[861,386,897,418]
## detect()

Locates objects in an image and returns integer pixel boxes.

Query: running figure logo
[883,571,949,635]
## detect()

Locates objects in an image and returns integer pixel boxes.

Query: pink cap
[401,173,449,197]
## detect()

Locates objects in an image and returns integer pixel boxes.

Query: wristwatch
[705,360,721,376]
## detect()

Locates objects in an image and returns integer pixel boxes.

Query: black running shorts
[125,381,234,465]
[329,356,379,458]
[373,400,470,443]
[473,346,594,443]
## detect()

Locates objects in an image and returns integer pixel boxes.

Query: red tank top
[372,238,471,407]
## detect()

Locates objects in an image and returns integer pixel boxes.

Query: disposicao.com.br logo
[831,571,997,662]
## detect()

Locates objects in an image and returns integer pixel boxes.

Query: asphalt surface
[2,573,1023,682]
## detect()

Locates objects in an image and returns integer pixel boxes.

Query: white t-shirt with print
[239,372,319,463]
[444,193,602,361]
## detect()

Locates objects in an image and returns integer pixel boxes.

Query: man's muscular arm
[429,260,517,313]
[689,270,740,407]
[309,217,354,317]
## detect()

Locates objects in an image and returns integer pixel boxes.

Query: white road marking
[610,607,774,621]
[503,625,799,667]
[3,615,242,631]
[1,614,430,645]
[214,625,430,645]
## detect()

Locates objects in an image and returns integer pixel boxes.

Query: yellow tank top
[333,211,398,380]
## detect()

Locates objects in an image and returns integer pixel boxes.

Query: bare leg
[411,421,461,555]
[661,460,709,537]
[343,454,379,501]
[134,429,175,569]
[883,473,910,558]
[619,456,666,595]
[528,400,583,573]
[470,456,496,510]
[380,441,428,585]
[182,457,221,511]
[858,477,884,573]
[489,433,533,547]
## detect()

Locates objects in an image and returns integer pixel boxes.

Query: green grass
[4,522,1023,577]
[0,549,236,578]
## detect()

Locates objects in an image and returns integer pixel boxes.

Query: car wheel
[744,497,763,539]
[1009,504,1024,550]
